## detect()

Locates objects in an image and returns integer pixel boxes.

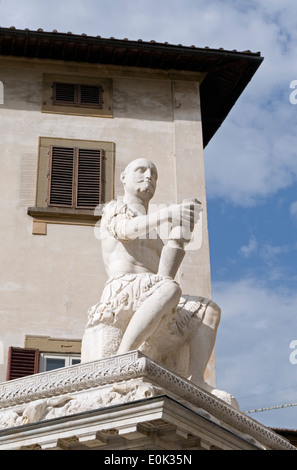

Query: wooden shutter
[48,146,103,209]
[49,146,74,207]
[53,83,103,108]
[53,82,76,106]
[6,347,39,381]
[77,148,103,208]
[79,85,103,108]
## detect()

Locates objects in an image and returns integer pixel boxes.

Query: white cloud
[236,236,297,284]
[205,97,297,206]
[196,2,297,207]
[212,277,282,320]
[260,242,295,266]
[212,277,297,427]
[239,236,258,258]
[290,201,297,223]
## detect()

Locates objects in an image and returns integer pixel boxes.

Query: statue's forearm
[115,208,170,240]
[158,243,185,279]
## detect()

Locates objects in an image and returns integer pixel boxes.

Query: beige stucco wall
[0,59,211,383]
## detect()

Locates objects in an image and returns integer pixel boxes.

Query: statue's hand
[169,199,202,229]
[166,199,202,244]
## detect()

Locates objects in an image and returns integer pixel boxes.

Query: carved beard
[136,182,155,199]
[138,179,154,191]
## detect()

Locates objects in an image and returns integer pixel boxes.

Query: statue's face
[122,159,158,201]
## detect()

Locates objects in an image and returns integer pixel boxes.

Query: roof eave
[0,27,264,147]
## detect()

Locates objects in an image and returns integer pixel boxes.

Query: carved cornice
[0,351,145,408]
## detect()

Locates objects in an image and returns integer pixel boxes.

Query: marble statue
[81,158,237,406]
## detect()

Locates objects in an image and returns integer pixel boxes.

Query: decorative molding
[0,351,144,408]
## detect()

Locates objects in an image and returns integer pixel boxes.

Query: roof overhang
[0,27,263,147]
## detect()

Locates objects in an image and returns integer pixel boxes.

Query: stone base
[0,351,295,450]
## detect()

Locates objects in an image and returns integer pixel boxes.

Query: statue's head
[120,158,158,202]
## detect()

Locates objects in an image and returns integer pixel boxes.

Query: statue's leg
[187,300,221,388]
[187,300,239,408]
[117,279,182,353]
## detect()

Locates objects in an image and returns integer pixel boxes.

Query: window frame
[48,145,104,210]
[6,339,82,380]
[42,74,113,118]
[53,82,104,109]
[28,137,115,230]
[38,352,81,373]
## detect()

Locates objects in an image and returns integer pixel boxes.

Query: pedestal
[0,351,294,450]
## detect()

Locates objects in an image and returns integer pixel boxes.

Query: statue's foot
[190,378,239,409]
[209,387,239,410]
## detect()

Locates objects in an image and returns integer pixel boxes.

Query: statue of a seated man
[81,158,237,407]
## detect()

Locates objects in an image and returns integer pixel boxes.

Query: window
[42,74,112,118]
[6,336,82,380]
[53,83,103,108]
[39,353,80,372]
[49,146,103,209]
[28,137,115,230]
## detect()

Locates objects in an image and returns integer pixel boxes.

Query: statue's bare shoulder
[100,200,163,275]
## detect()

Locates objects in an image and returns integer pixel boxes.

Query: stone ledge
[0,396,267,451]
[0,351,295,450]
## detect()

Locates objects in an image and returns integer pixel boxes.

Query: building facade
[0,27,263,387]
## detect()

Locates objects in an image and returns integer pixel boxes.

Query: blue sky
[1,0,297,430]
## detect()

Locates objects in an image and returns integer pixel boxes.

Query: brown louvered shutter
[53,82,76,106]
[48,146,103,209]
[49,146,74,207]
[6,347,39,381]
[77,148,103,208]
[53,83,103,108]
[79,85,103,108]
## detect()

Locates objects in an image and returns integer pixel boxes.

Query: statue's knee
[164,280,182,304]
[205,300,221,327]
